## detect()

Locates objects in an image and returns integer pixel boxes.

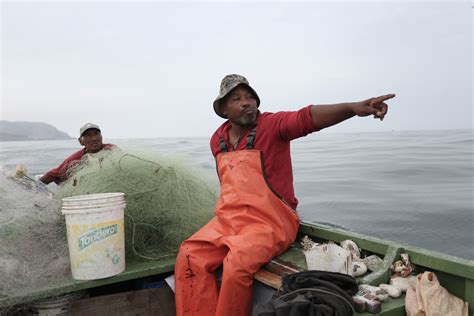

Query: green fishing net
[56,148,217,260]
[0,147,217,309]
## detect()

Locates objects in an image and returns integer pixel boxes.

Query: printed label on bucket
[66,219,125,279]
[78,224,118,250]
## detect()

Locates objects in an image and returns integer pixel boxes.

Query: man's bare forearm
[310,94,394,130]
[310,103,357,131]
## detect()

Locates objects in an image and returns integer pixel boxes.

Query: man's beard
[235,113,256,127]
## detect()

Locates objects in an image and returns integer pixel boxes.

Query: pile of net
[0,148,217,303]
[0,172,69,300]
[56,148,217,260]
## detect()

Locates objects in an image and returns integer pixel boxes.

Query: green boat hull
[1,220,473,315]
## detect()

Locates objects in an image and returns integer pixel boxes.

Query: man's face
[80,129,103,153]
[221,85,258,127]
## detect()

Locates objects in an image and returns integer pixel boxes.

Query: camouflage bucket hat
[213,74,260,118]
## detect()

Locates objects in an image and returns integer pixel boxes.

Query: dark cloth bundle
[254,270,359,316]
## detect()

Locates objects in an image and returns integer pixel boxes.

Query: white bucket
[61,192,126,280]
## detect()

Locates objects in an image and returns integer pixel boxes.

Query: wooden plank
[254,257,305,290]
[254,256,305,290]
[265,258,303,275]
[254,270,282,290]
[70,287,176,316]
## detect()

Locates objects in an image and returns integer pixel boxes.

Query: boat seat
[254,243,308,289]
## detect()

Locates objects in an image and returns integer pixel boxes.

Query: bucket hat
[79,123,101,137]
[213,74,260,118]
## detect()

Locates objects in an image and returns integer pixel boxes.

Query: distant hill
[0,121,73,141]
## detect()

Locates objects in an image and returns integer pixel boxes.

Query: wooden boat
[1,220,472,315]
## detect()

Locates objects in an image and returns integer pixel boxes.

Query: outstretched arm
[311,94,396,131]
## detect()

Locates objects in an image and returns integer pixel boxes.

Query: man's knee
[176,239,213,275]
[223,254,259,280]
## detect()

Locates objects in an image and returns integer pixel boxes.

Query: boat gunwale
[0,257,176,308]
[299,220,474,280]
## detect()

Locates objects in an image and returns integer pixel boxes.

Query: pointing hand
[353,94,396,121]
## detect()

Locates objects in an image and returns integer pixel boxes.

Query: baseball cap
[79,123,101,137]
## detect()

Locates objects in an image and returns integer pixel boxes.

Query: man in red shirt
[174,74,395,316]
[39,123,115,184]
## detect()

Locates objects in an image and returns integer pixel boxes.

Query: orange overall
[174,131,300,316]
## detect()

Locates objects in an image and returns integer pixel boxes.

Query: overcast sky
[1,1,472,138]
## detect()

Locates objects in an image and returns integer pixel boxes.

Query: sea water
[1,129,472,260]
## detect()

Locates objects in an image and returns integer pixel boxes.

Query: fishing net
[0,147,218,309]
[56,148,217,260]
[0,173,70,300]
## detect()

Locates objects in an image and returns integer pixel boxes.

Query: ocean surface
[1,129,473,260]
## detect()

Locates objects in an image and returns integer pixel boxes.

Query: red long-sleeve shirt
[210,106,316,210]
[44,144,115,184]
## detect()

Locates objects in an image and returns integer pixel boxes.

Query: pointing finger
[372,93,396,104]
